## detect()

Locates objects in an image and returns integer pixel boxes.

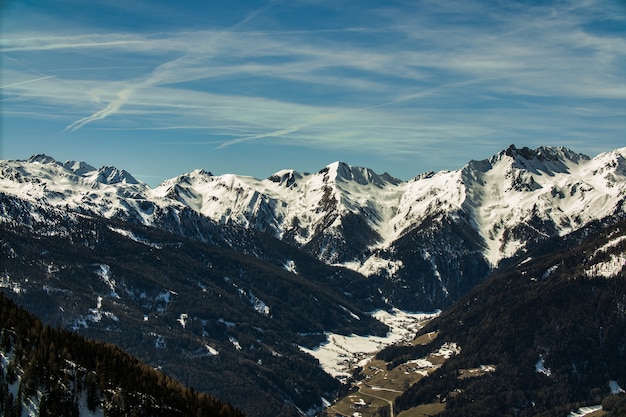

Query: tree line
[0,292,245,417]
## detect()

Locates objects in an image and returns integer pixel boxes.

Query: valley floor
[298,309,460,417]
[319,329,458,417]
[299,309,439,383]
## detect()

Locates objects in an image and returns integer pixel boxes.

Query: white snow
[205,345,219,356]
[153,334,166,349]
[249,292,271,316]
[151,147,626,269]
[177,313,188,329]
[0,274,24,294]
[432,342,461,359]
[340,305,361,320]
[584,233,626,278]
[535,356,552,376]
[596,235,626,254]
[569,405,602,417]
[218,318,236,327]
[284,260,298,274]
[155,290,173,303]
[71,295,119,328]
[585,253,626,278]
[229,336,242,350]
[518,257,533,266]
[108,226,162,249]
[299,309,438,380]
[3,148,626,273]
[610,380,625,394]
[542,264,559,279]
[344,255,403,278]
[371,309,438,338]
[423,250,448,295]
[0,155,167,230]
[155,290,175,313]
[406,358,435,369]
[95,264,119,298]
[22,391,43,417]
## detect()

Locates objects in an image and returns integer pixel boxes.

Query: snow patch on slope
[108,226,162,249]
[95,264,119,299]
[610,380,625,394]
[536,356,552,376]
[585,253,626,278]
[283,260,298,274]
[0,274,24,294]
[569,405,602,417]
[344,255,403,278]
[249,292,270,316]
[299,309,438,380]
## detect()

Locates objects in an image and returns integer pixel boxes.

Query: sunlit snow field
[299,309,438,380]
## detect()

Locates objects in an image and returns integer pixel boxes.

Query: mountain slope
[377,218,626,416]
[1,146,626,416]
[153,145,626,267]
[0,195,388,417]
[0,292,244,417]
[2,146,623,310]
[371,145,626,309]
[152,161,405,265]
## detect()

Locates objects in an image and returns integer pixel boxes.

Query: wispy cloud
[64,87,132,132]
[0,75,56,88]
[2,0,625,169]
[216,122,311,149]
[39,1,282,133]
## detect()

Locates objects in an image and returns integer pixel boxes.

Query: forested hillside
[376,219,626,416]
[0,194,387,417]
[1,146,625,416]
[0,292,244,417]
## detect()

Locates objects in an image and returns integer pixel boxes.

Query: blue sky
[2,0,625,186]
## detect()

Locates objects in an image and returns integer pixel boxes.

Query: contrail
[63,0,282,133]
[217,123,306,149]
[64,88,131,133]
[0,75,56,88]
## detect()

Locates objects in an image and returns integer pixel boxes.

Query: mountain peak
[94,166,139,185]
[28,154,58,164]
[267,169,301,188]
[26,154,139,185]
[186,169,214,182]
[156,169,213,191]
[504,144,587,163]
[63,160,97,176]
[318,161,349,176]
[319,161,400,187]
[481,144,589,177]
[192,168,213,177]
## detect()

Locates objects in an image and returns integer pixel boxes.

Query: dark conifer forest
[378,220,626,416]
[0,292,245,417]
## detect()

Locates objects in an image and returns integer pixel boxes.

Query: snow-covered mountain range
[1,145,626,417]
[2,145,625,309]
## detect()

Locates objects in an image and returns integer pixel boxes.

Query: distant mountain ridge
[1,145,625,310]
